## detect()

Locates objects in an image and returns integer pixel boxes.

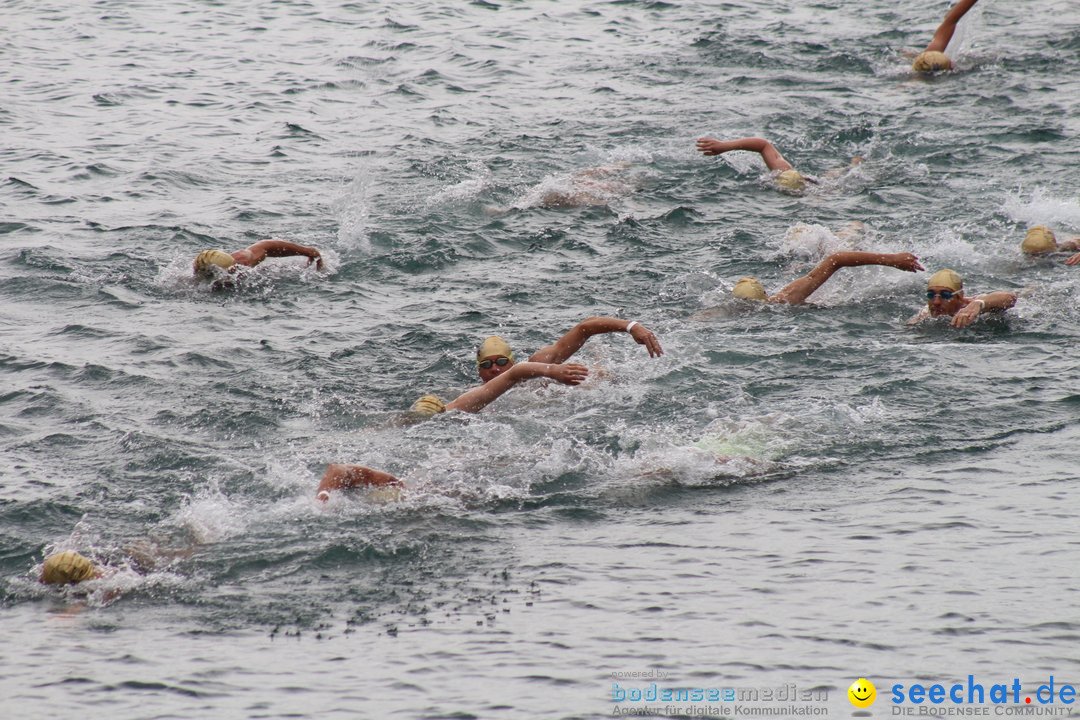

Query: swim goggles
[478,357,511,370]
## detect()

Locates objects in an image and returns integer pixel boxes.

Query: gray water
[3,0,1080,718]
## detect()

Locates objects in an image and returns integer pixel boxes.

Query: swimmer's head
[476,335,515,381]
[1021,226,1057,255]
[410,394,447,417]
[193,249,236,277]
[732,277,768,301]
[775,169,806,192]
[926,268,965,316]
[912,50,952,74]
[40,551,101,585]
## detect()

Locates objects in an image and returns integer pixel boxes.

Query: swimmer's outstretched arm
[446,362,589,413]
[317,464,402,501]
[233,239,324,269]
[950,291,1017,328]
[695,137,794,172]
[529,317,663,364]
[771,252,923,305]
[925,0,979,53]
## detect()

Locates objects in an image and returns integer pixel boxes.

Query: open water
[3,1,1080,718]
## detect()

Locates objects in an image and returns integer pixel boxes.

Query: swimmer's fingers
[893,253,924,272]
[630,325,664,357]
[551,363,589,385]
[1065,252,1080,266]
[951,304,979,328]
[695,138,722,156]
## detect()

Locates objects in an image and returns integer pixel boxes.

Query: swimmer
[911,0,979,73]
[474,317,662,386]
[695,137,813,191]
[538,164,637,208]
[695,137,864,192]
[489,163,639,211]
[1019,225,1080,264]
[731,251,924,305]
[907,268,1017,328]
[317,361,589,501]
[37,541,191,589]
[192,239,324,284]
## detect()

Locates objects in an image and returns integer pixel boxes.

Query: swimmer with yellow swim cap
[40,550,103,585]
[192,238,324,282]
[1019,225,1080,265]
[317,317,664,501]
[696,137,817,192]
[911,0,980,74]
[475,317,662,384]
[731,251,924,305]
[907,267,1017,328]
[317,361,591,500]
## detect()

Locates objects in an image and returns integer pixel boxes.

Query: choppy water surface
[3,0,1080,717]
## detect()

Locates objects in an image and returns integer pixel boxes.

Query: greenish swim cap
[410,394,447,416]
[913,51,951,73]
[775,169,806,192]
[1021,226,1057,255]
[40,551,100,585]
[733,277,768,301]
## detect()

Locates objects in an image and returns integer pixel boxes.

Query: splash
[334,169,373,251]
[1002,188,1080,231]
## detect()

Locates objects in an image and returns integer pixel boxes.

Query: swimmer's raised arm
[529,317,663,364]
[447,362,589,413]
[233,239,323,270]
[695,137,794,172]
[317,464,402,501]
[772,252,924,305]
[925,0,980,54]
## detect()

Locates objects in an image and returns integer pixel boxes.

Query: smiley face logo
[848,678,876,708]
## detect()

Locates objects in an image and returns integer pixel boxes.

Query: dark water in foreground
[3,0,1080,717]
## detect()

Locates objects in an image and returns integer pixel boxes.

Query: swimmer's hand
[887,253,924,273]
[695,137,726,156]
[1065,251,1080,266]
[628,323,664,357]
[951,299,984,328]
[307,250,324,271]
[544,363,589,386]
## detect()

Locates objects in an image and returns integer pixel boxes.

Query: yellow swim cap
[732,277,768,301]
[912,51,951,73]
[927,268,963,291]
[1021,226,1057,255]
[476,335,515,364]
[410,394,447,416]
[775,169,806,192]
[193,249,236,276]
[40,551,100,585]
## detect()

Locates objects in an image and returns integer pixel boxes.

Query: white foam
[1002,188,1080,231]
[169,483,248,544]
[334,169,372,251]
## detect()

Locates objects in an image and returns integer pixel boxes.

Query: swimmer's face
[478,354,514,383]
[927,286,965,317]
